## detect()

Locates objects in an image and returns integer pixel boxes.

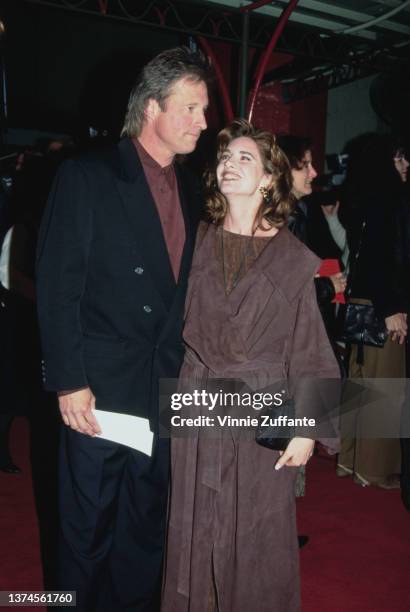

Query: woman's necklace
[220,226,256,294]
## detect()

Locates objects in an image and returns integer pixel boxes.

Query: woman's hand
[274,437,315,470]
[329,272,346,294]
[385,312,407,344]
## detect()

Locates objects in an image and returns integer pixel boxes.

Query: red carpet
[1,418,410,611]
[0,418,45,612]
[299,450,410,611]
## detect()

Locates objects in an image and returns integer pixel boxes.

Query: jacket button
[134,267,144,275]
[143,305,152,313]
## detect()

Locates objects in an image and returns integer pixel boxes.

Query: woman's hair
[276,134,312,170]
[204,119,294,230]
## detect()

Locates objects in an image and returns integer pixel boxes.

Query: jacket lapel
[115,138,176,311]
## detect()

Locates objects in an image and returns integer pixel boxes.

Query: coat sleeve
[288,279,340,453]
[36,159,93,391]
[314,276,335,305]
[365,205,402,319]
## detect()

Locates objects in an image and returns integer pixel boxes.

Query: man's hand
[321,201,340,217]
[329,272,346,294]
[58,387,101,436]
[385,312,407,344]
[275,437,315,470]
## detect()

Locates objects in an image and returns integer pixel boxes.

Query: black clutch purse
[255,398,295,451]
[341,301,387,348]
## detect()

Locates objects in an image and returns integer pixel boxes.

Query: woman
[162,120,339,612]
[277,136,347,503]
[277,134,346,305]
[338,134,408,488]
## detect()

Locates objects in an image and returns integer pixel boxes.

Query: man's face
[149,77,208,159]
[291,150,317,198]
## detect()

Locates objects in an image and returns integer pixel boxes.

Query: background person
[389,143,410,509]
[338,133,408,488]
[278,134,347,308]
[277,135,346,511]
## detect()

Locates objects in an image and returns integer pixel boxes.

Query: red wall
[207,41,328,172]
[253,82,328,172]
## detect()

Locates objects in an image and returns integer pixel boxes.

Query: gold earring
[259,186,270,201]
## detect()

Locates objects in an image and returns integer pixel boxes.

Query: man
[36,46,211,611]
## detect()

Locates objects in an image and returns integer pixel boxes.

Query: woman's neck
[223,203,258,236]
[223,206,279,238]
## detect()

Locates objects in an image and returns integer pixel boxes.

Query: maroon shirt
[133,138,185,282]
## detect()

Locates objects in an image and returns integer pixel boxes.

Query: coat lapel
[115,138,176,311]
[258,228,321,303]
[212,225,321,308]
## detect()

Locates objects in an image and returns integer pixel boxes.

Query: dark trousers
[57,426,169,612]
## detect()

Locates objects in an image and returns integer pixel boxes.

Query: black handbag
[255,398,295,451]
[341,220,387,349]
[342,301,387,348]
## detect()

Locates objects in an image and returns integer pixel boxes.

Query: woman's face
[291,150,317,198]
[216,136,270,200]
[394,152,409,183]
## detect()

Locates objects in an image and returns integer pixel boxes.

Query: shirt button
[134,267,144,275]
[143,305,152,313]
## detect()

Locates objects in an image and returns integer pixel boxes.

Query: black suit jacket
[36,137,202,425]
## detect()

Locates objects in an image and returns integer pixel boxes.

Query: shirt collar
[133,138,174,177]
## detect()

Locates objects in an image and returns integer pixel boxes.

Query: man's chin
[177,144,197,155]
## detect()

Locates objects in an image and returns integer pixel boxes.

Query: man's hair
[276,134,312,170]
[204,119,294,230]
[121,46,213,138]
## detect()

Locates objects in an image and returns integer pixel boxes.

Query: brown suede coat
[162,224,339,612]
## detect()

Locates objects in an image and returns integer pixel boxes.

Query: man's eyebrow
[186,102,209,110]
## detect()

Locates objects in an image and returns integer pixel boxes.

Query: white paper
[93,409,154,457]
